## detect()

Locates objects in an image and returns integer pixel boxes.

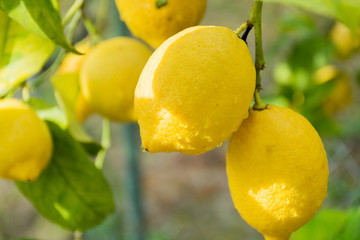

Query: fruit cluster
[0,1,329,239]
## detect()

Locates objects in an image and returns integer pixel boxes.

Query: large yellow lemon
[227,105,329,240]
[0,99,53,181]
[80,37,152,122]
[135,26,256,155]
[115,0,207,48]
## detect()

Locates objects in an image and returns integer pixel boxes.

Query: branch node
[260,62,265,70]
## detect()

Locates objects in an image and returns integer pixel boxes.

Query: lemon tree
[0,0,359,239]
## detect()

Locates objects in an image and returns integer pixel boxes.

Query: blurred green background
[0,0,359,239]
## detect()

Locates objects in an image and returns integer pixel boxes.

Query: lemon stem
[74,231,83,240]
[95,119,112,169]
[62,0,84,25]
[234,22,249,36]
[253,89,267,110]
[249,0,267,110]
[83,15,101,45]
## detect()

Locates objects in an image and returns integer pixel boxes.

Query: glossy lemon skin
[80,37,152,122]
[116,0,207,48]
[227,105,329,240]
[135,26,256,155]
[0,99,53,181]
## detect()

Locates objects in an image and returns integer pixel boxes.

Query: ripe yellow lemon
[0,99,53,181]
[135,26,256,155]
[80,37,152,122]
[57,41,92,74]
[115,0,207,48]
[330,22,360,59]
[227,105,329,240]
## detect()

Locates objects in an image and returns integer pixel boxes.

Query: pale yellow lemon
[322,73,353,115]
[227,105,329,240]
[57,40,94,123]
[57,41,92,74]
[80,37,152,122]
[75,92,93,123]
[116,0,207,48]
[330,22,360,59]
[0,99,53,181]
[135,26,256,155]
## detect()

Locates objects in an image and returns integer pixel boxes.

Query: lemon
[0,99,53,181]
[58,40,94,123]
[57,40,92,74]
[322,73,353,115]
[80,37,152,122]
[75,92,93,123]
[115,0,207,48]
[313,65,338,85]
[330,22,360,59]
[135,26,255,155]
[227,105,328,240]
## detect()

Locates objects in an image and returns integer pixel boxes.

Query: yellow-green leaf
[16,122,115,231]
[0,10,54,96]
[264,0,360,33]
[51,72,101,155]
[0,0,79,54]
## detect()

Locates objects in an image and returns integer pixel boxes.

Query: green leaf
[291,208,348,240]
[356,69,360,86]
[27,97,102,156]
[81,142,103,156]
[16,239,40,240]
[0,0,79,54]
[16,122,115,231]
[263,0,360,33]
[337,208,360,239]
[51,72,101,155]
[0,10,54,96]
[27,97,67,128]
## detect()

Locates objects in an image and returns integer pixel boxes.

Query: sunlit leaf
[337,208,360,239]
[27,97,67,128]
[264,0,360,33]
[16,122,115,231]
[0,0,79,53]
[291,208,360,240]
[0,10,54,96]
[51,72,102,155]
[291,209,347,240]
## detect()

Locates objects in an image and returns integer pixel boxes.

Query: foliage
[16,122,115,231]
[0,10,54,96]
[0,0,359,239]
[264,0,360,32]
[291,208,360,240]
